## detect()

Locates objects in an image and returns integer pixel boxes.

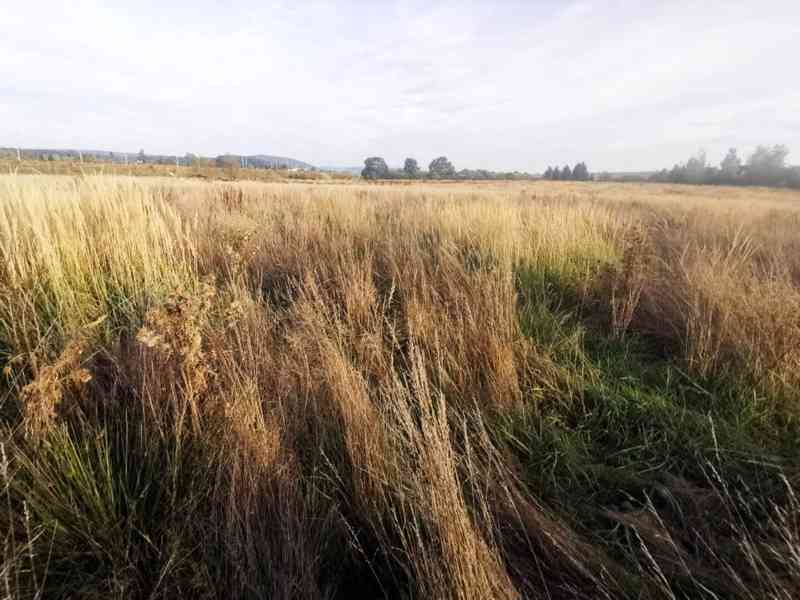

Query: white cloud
[1,0,798,170]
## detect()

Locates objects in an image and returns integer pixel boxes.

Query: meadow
[1,175,800,599]
[0,159,353,183]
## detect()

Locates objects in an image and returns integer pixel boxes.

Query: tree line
[542,162,591,181]
[361,156,535,180]
[598,145,799,189]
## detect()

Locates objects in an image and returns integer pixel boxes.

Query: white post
[16,148,21,161]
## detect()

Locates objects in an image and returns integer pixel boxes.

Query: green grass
[4,415,213,598]
[485,260,798,597]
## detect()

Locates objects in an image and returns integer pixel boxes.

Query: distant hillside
[0,147,315,170]
[217,154,315,170]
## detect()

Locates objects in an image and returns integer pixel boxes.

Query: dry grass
[1,175,799,599]
[0,159,354,183]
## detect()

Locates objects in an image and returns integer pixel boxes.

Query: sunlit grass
[2,175,800,599]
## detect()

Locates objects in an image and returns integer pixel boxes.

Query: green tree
[429,156,455,179]
[544,166,553,179]
[747,145,789,182]
[572,162,590,181]
[552,166,561,180]
[403,158,420,179]
[685,150,707,183]
[788,167,800,189]
[361,156,389,180]
[719,148,741,180]
[561,165,572,180]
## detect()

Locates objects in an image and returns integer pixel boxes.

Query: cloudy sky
[1,0,798,171]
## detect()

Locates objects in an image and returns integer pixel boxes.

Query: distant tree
[403,157,420,179]
[137,149,146,164]
[685,150,707,183]
[746,145,789,183]
[544,166,553,180]
[552,166,561,180]
[669,163,687,183]
[572,162,590,181]
[720,148,741,180]
[748,144,788,171]
[429,156,456,179]
[788,167,800,189]
[361,156,389,180]
[216,155,240,168]
[561,165,572,180]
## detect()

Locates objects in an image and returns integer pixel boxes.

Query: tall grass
[1,175,799,599]
[0,176,197,358]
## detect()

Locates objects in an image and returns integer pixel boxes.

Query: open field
[2,175,800,599]
[0,160,355,183]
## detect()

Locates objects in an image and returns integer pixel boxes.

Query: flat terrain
[0,159,353,183]
[2,176,800,599]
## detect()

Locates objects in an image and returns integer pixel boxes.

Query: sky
[1,0,799,172]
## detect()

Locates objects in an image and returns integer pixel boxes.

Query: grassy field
[1,175,800,599]
[0,159,355,183]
